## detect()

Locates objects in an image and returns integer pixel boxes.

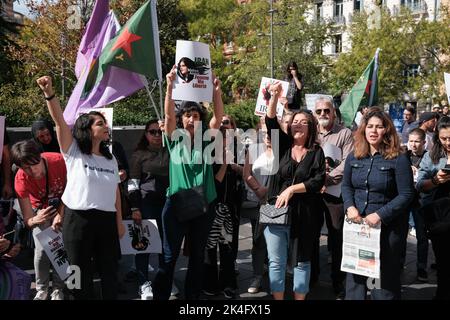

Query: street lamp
[258,0,286,78]
[269,0,274,78]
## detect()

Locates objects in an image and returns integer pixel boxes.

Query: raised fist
[36,76,54,96]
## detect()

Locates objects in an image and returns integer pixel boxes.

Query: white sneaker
[33,290,48,300]
[50,289,64,300]
[139,281,153,300]
[409,227,416,237]
[171,283,179,296]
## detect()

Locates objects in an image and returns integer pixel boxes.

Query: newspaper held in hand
[341,219,381,279]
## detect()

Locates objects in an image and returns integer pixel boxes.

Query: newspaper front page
[341,219,381,279]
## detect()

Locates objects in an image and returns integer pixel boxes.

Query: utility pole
[60,33,66,102]
[269,0,274,78]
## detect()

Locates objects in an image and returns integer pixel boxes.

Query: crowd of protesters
[1,60,450,301]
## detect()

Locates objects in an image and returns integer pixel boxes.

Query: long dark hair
[430,116,450,164]
[135,119,159,151]
[285,61,298,80]
[177,57,195,82]
[288,111,318,149]
[72,111,112,160]
[31,118,60,153]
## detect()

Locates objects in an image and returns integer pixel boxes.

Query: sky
[14,0,33,17]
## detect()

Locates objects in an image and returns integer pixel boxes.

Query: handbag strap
[263,152,301,205]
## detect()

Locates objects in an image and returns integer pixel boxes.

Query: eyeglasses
[315,109,331,115]
[222,119,230,125]
[147,129,162,136]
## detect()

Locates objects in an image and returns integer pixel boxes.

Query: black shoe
[223,288,236,299]
[335,290,345,300]
[417,269,428,282]
[202,289,218,296]
[333,282,345,296]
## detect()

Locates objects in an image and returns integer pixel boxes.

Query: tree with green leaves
[0,0,19,85]
[2,0,189,126]
[328,6,450,106]
[181,0,332,105]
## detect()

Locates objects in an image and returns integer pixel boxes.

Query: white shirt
[62,141,120,212]
[245,150,275,204]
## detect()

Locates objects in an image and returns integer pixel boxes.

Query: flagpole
[368,48,380,106]
[159,80,163,121]
[143,78,162,121]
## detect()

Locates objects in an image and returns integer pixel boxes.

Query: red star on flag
[111,27,142,57]
[365,80,372,95]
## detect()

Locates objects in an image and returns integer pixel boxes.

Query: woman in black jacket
[128,119,170,299]
[265,82,325,300]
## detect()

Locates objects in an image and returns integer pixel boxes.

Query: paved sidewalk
[17,218,436,300]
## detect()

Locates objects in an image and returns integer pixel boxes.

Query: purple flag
[74,0,109,79]
[64,2,145,126]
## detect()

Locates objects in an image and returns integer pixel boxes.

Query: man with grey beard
[313,97,354,300]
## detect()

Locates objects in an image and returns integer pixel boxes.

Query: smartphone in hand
[48,198,61,208]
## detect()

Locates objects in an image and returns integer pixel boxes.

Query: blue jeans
[264,224,311,294]
[135,201,164,285]
[152,197,215,300]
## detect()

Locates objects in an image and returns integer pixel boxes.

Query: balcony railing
[333,15,346,25]
[403,2,427,14]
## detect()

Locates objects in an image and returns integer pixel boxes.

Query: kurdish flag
[340,48,380,127]
[82,0,162,98]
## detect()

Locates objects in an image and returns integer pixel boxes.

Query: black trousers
[345,215,408,300]
[323,201,346,286]
[63,208,120,300]
[204,242,236,292]
[430,232,450,300]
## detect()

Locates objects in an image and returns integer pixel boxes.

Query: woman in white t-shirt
[242,121,274,294]
[37,76,125,300]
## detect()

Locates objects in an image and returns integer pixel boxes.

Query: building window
[335,0,344,17]
[402,64,420,84]
[354,0,361,11]
[334,34,342,53]
[401,0,423,11]
[316,2,323,21]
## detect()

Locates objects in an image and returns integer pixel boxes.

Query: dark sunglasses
[222,119,230,125]
[147,129,162,136]
[315,109,331,115]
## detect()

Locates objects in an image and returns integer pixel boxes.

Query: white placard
[172,40,212,103]
[35,227,70,280]
[445,73,450,105]
[305,94,333,111]
[0,116,5,164]
[322,142,342,198]
[119,219,162,255]
[254,77,288,120]
[341,220,381,279]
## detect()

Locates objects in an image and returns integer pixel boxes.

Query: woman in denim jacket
[416,116,450,300]
[342,107,414,300]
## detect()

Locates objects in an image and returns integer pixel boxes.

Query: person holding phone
[417,116,450,299]
[11,139,67,300]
